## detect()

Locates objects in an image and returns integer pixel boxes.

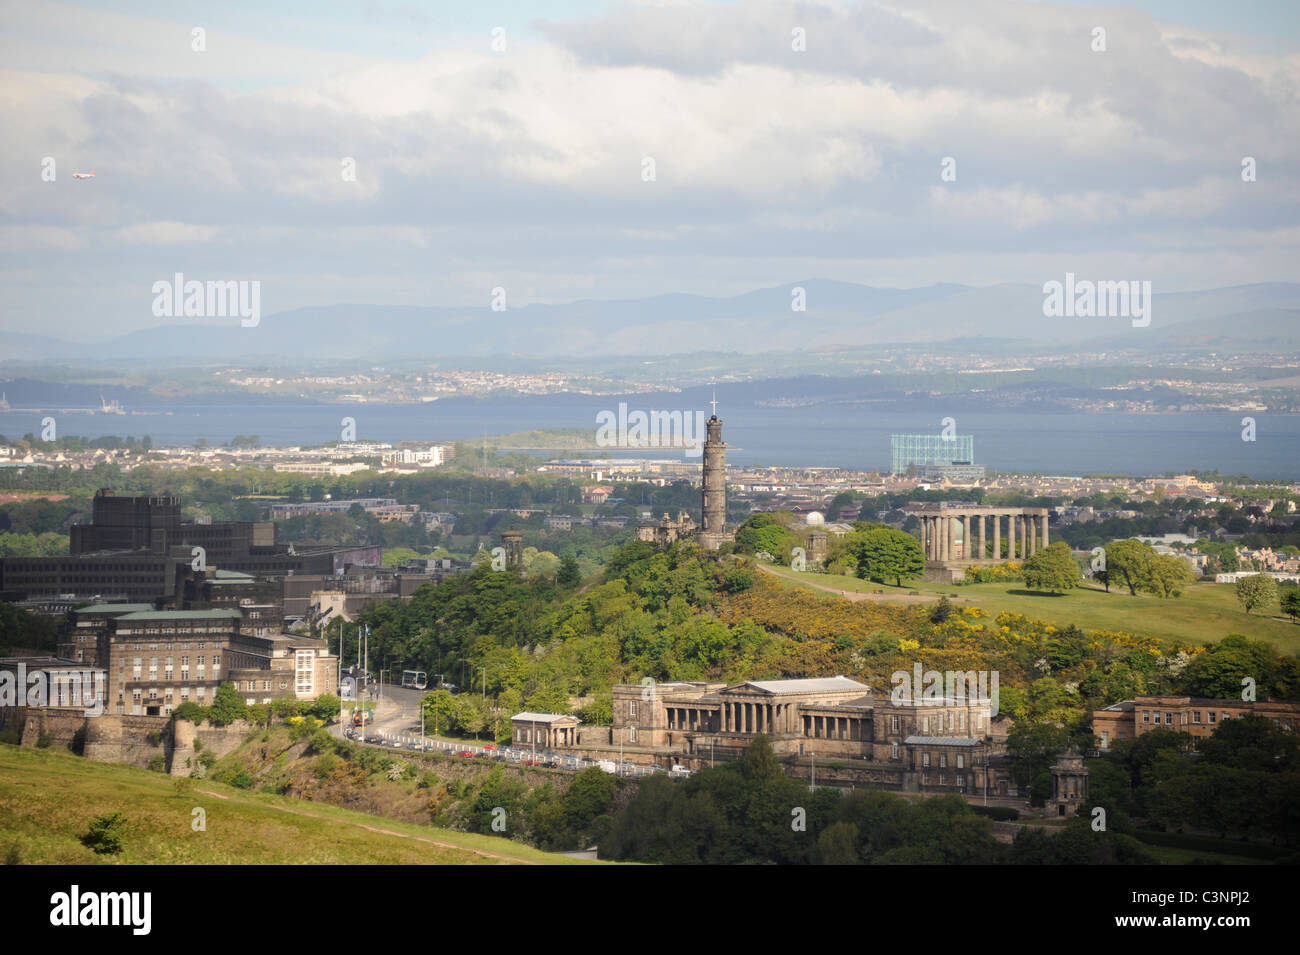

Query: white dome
[805,511,825,526]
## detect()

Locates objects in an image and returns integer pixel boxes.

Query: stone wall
[19,707,87,749]
[170,718,259,776]
[83,714,172,769]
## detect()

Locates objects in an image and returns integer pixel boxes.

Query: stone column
[1021,516,1030,559]
[944,516,953,561]
[1041,513,1049,550]
[993,513,1001,561]
[921,516,929,559]
[962,514,971,561]
[1028,516,1037,556]
[978,514,987,561]
[1006,512,1015,561]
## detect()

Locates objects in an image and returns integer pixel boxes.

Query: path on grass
[757,564,966,606]
[196,788,536,864]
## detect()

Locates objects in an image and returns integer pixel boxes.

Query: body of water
[0,395,1295,478]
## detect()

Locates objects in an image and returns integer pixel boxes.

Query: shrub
[81,812,127,854]
[229,770,254,789]
[147,754,166,773]
[970,805,1020,821]
[146,730,163,747]
[172,702,207,724]
[208,682,248,727]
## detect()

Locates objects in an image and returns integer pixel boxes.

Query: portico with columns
[913,504,1050,581]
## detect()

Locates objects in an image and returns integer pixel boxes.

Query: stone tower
[500,530,524,572]
[699,411,730,550]
[1046,742,1089,818]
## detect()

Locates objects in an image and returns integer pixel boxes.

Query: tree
[1143,554,1195,599]
[816,822,861,864]
[1236,574,1278,615]
[556,556,581,588]
[738,734,782,781]
[849,527,925,587]
[1181,634,1273,700]
[1104,539,1153,596]
[1021,541,1080,594]
[207,682,247,726]
[1281,587,1300,624]
[81,812,128,854]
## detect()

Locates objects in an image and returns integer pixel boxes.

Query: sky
[2,0,1298,341]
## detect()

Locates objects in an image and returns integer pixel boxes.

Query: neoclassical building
[909,503,1051,582]
[594,675,1016,795]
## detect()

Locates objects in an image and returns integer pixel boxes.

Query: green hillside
[0,744,599,865]
[761,565,1300,654]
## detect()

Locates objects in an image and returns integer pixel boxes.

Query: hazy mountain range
[4,280,1297,362]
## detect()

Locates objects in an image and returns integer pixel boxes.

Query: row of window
[1143,709,1231,725]
[920,752,967,768]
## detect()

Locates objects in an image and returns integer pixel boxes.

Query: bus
[401,670,428,690]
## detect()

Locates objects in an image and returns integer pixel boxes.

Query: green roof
[116,610,240,621]
[78,603,155,616]
[212,569,255,580]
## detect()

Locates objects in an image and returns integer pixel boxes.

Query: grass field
[0,744,602,865]
[761,564,1300,653]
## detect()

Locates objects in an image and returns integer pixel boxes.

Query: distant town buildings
[891,433,978,477]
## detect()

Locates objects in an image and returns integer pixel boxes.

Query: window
[629,700,638,718]
[1164,712,1173,725]
[1208,711,1217,723]
[629,726,637,742]
[295,649,315,695]
[956,754,964,769]
[1142,710,1150,723]
[922,753,931,767]
[891,743,899,759]
[939,753,948,768]
[1193,711,1201,723]
[1222,712,1230,722]
[891,714,899,732]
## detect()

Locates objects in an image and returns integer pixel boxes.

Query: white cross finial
[710,391,718,417]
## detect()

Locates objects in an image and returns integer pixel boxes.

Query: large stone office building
[81,606,337,716]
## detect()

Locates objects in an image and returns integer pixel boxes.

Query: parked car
[458,750,474,758]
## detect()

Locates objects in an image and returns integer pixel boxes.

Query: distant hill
[10,280,1300,361]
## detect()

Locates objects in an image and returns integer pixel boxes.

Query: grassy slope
[0,744,600,865]
[761,565,1300,653]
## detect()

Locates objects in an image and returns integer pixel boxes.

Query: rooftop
[738,676,869,696]
[512,712,581,724]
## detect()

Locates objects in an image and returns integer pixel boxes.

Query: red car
[458,750,474,758]
[483,743,498,750]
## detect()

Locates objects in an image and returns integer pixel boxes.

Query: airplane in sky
[72,169,95,179]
